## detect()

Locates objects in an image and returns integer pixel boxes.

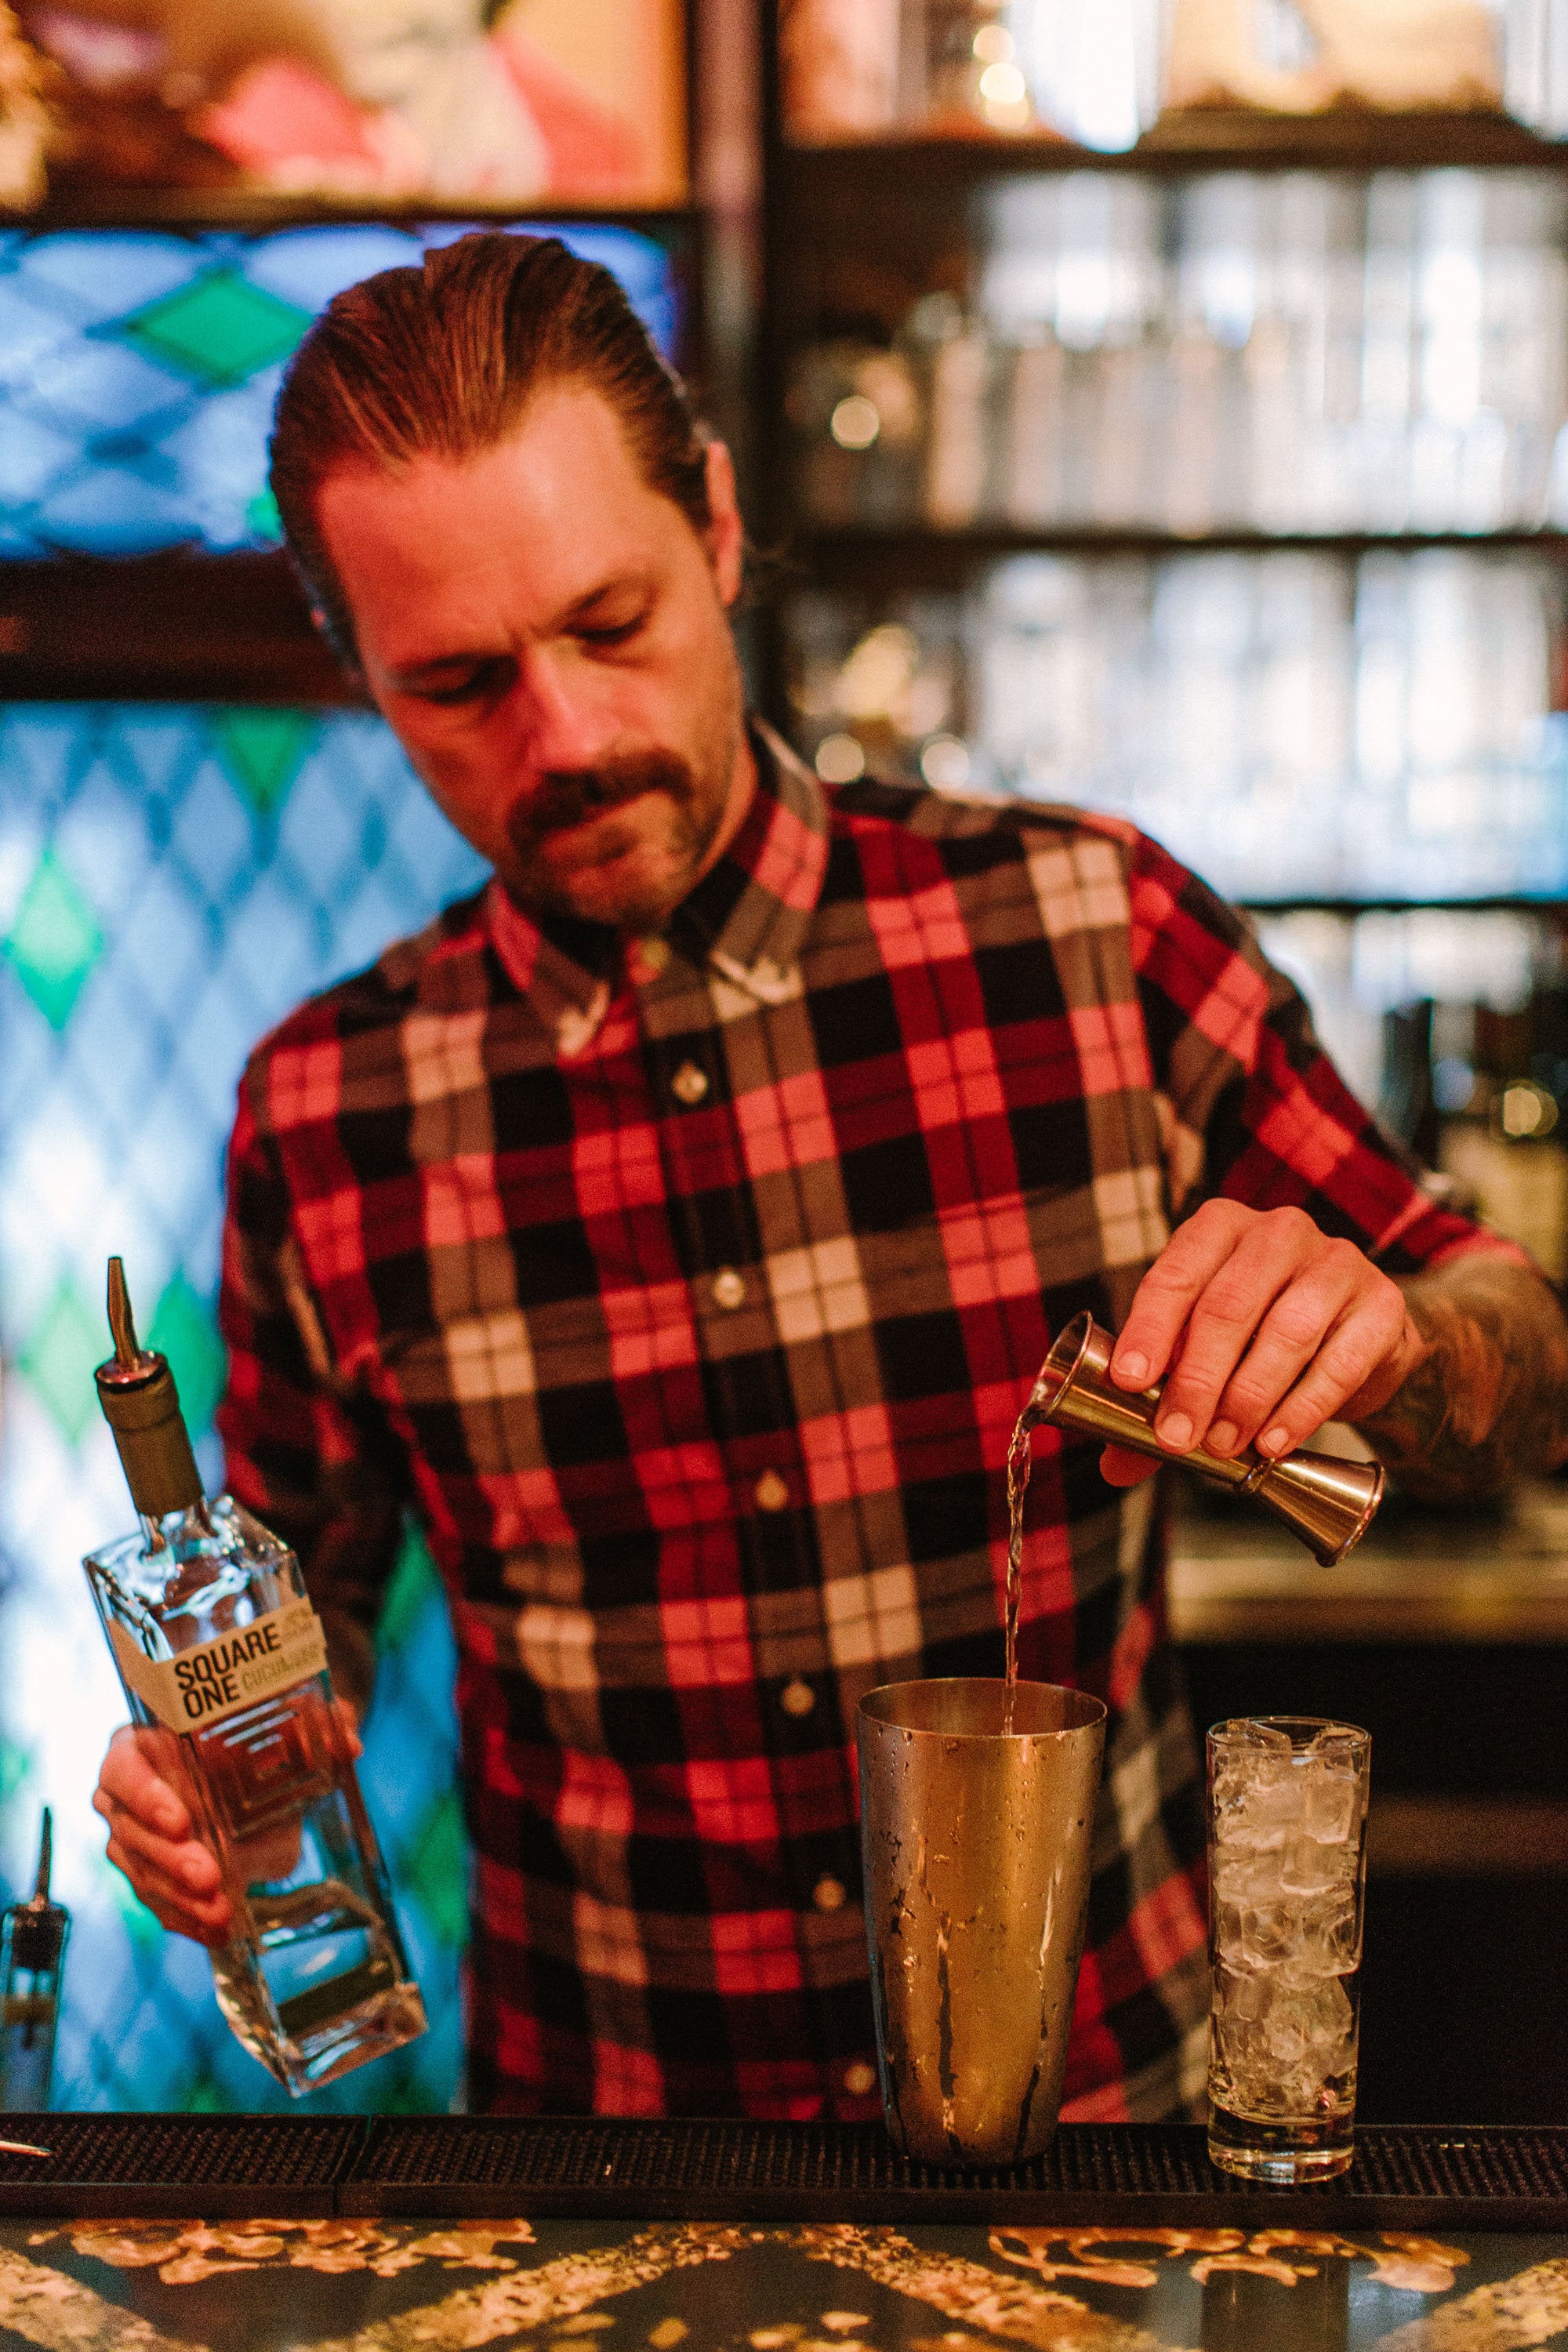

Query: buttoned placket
[485,733,868,2073]
[630,782,867,1990]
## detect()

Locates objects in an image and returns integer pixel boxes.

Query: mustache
[507,751,695,851]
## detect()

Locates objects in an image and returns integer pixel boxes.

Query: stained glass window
[0,703,489,2111]
[0,209,685,2111]
[0,222,682,555]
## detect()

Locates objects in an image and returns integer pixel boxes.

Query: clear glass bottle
[85,1258,426,2096]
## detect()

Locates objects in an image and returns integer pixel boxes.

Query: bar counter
[4,2114,1568,2350]
[1169,1479,1568,1650]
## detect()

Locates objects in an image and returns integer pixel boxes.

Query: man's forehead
[314,386,677,643]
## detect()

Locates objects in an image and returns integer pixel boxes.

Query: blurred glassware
[772,0,1568,146]
[785,548,1568,904]
[1014,0,1164,149]
[789,170,1568,539]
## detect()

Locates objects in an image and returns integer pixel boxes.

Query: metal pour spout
[94,1256,205,1524]
[32,1807,50,1907]
[1029,1312,1385,1566]
[106,1256,144,1369]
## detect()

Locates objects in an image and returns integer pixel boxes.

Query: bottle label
[108,1600,328,1732]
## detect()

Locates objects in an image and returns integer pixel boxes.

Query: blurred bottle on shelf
[920,2,1036,132]
[789,169,1568,540]
[779,0,903,138]
[916,295,996,523]
[1263,909,1568,1275]
[1380,997,1443,1164]
[1504,0,1568,136]
[1432,991,1568,1279]
[0,1811,67,2111]
[788,341,924,524]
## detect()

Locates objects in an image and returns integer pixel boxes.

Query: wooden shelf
[1240,895,1568,916]
[795,524,1568,588]
[782,108,1564,187]
[0,554,365,705]
[0,191,701,234]
[1170,1479,1568,1646]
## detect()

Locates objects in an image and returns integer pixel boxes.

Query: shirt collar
[484,880,615,1057]
[483,719,830,1047]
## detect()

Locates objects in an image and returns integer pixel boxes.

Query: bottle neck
[136,1494,216,1557]
[95,1357,205,1528]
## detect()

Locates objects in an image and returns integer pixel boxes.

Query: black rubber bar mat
[0,2112,362,2216]
[343,2117,1568,2228]
[4,2114,1567,2227]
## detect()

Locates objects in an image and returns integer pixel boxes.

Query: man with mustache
[93,231,1568,2122]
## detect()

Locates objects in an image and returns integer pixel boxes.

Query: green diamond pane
[109,1857,168,1955]
[115,270,313,390]
[183,2076,242,2113]
[17,1275,103,1446]
[245,486,284,543]
[0,1740,33,1847]
[376,1526,446,1660]
[147,1273,227,1439]
[401,1789,470,1951]
[213,709,318,820]
[4,846,104,1027]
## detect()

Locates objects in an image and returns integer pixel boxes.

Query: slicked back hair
[270,231,712,663]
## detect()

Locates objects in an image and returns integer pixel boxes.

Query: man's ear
[702,438,745,608]
[308,603,366,686]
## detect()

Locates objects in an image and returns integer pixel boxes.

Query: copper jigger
[1032,1312,1385,1566]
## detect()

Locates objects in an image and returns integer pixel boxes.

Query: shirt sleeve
[1125,829,1525,1275]
[216,1072,410,1714]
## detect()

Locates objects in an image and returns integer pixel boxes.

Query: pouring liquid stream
[1004,1385,1051,1730]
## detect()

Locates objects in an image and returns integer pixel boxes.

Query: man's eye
[579,615,644,649]
[416,659,512,705]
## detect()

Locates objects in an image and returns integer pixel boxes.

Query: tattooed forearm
[1355,1256,1568,1501]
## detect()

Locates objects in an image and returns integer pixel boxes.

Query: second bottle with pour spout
[84,1258,426,2094]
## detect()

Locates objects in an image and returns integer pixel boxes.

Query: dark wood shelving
[782,108,1565,188]
[0,190,700,234]
[0,554,365,705]
[1240,895,1568,916]
[800,525,1568,585]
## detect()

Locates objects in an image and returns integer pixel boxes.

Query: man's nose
[514,647,615,772]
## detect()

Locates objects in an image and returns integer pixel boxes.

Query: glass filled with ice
[1206,1715,1370,2183]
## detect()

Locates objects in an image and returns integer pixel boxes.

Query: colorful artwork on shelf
[8,0,687,209]
[0,220,682,554]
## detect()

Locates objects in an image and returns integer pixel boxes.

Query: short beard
[503,742,733,932]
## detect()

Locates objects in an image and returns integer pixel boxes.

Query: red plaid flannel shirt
[217,721,1506,2120]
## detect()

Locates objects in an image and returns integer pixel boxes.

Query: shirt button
[712,1267,746,1310]
[813,1875,847,1913]
[636,935,670,978]
[843,2060,877,2097]
[780,1677,815,1718]
[671,1060,709,1105]
[754,1470,789,1513]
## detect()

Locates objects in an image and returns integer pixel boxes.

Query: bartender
[93,231,1568,2122]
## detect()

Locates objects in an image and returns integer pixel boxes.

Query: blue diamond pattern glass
[0,703,488,2112]
[0,222,683,555]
